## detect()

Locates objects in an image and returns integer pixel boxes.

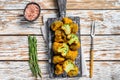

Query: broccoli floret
[52,42,60,54]
[53,56,65,64]
[62,17,73,24]
[52,42,69,56]
[65,50,78,61]
[63,60,79,77]
[61,24,71,35]
[51,21,63,31]
[70,42,80,51]
[54,30,67,42]
[67,66,79,77]
[58,43,69,57]
[70,23,78,34]
[67,34,79,45]
[55,64,64,75]
[63,60,74,73]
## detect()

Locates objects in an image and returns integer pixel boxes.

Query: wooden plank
[0,61,120,80]
[82,36,120,60]
[0,0,120,9]
[0,36,48,60]
[0,10,55,35]
[0,10,120,35]
[0,36,119,60]
[86,61,120,80]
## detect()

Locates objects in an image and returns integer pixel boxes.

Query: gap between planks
[0,34,119,36]
[0,60,120,62]
[5,8,120,11]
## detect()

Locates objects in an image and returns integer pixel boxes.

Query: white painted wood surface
[0,10,120,34]
[0,61,120,80]
[0,36,119,60]
[0,0,120,9]
[0,0,120,80]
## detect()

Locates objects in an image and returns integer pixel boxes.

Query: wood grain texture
[0,0,120,9]
[0,0,120,80]
[0,61,120,80]
[0,10,120,35]
[0,36,119,60]
[0,36,47,60]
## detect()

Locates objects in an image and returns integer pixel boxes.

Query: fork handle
[90,50,94,78]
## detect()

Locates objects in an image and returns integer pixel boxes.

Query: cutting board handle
[56,0,66,17]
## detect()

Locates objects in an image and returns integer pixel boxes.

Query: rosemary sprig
[28,36,42,78]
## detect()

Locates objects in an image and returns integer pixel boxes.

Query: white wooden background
[0,0,120,80]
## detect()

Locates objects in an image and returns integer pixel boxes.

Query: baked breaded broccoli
[67,34,80,50]
[55,29,63,36]
[70,23,78,34]
[67,34,79,45]
[58,43,69,57]
[55,64,64,75]
[62,17,73,24]
[66,50,78,61]
[51,17,80,77]
[52,42,69,56]
[51,21,63,31]
[53,56,65,64]
[70,42,80,51]
[67,66,79,77]
[61,24,71,35]
[54,30,67,42]
[52,42,61,54]
[63,60,79,77]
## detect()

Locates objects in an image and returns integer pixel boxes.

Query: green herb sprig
[28,36,42,78]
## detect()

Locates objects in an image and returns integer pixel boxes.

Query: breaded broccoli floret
[66,50,78,61]
[51,21,63,31]
[63,60,79,77]
[55,64,64,75]
[53,56,65,64]
[52,42,69,56]
[70,23,78,34]
[70,42,80,51]
[63,60,74,72]
[55,29,63,36]
[54,30,67,42]
[62,17,73,24]
[61,24,71,35]
[67,34,79,45]
[58,43,69,57]
[52,42,61,54]
[67,66,79,77]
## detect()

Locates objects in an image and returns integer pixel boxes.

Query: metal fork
[90,21,96,78]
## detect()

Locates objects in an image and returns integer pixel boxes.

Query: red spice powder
[25,3,40,21]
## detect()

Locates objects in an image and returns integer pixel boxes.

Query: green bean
[28,36,42,78]
[28,36,36,76]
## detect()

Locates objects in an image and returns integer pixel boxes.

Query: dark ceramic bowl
[24,2,41,22]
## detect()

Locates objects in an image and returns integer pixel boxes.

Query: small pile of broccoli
[51,17,80,77]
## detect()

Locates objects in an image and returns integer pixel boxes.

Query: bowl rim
[24,2,41,22]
